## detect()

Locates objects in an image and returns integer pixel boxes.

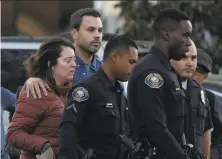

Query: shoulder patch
[144,73,164,89]
[72,87,89,102]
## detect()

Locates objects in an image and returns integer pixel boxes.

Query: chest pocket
[167,72,185,117]
[168,87,185,117]
[195,102,208,135]
[189,89,208,135]
[86,102,121,135]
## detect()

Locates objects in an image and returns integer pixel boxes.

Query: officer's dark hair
[152,8,191,37]
[26,37,75,90]
[70,8,101,30]
[103,35,138,61]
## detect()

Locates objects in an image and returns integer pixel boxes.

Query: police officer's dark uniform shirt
[127,46,189,159]
[204,89,222,159]
[204,89,222,141]
[182,79,213,157]
[59,68,129,159]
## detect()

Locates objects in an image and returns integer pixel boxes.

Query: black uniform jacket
[127,46,189,159]
[183,79,213,155]
[58,68,129,159]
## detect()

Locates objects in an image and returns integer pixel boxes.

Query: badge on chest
[200,90,206,104]
[106,103,113,108]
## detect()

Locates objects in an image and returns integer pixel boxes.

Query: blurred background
[1,0,222,93]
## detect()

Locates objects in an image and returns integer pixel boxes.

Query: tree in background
[115,0,222,73]
[114,0,155,40]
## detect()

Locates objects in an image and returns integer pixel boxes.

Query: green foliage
[115,1,222,71]
[115,1,222,43]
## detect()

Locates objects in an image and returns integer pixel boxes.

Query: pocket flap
[100,109,120,118]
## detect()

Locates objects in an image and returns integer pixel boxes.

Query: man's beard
[79,44,99,55]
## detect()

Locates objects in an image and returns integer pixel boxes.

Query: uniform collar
[150,46,172,71]
[187,78,199,88]
[97,68,114,89]
[181,80,188,90]
[97,68,123,91]
[76,54,99,69]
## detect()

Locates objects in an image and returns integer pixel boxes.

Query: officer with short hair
[58,35,138,159]
[193,49,222,159]
[128,8,192,159]
[171,41,213,159]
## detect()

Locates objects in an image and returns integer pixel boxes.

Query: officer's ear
[110,51,119,62]
[163,30,171,41]
[71,28,78,40]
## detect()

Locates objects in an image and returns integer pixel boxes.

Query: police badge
[200,90,206,104]
[72,87,89,102]
[144,73,164,89]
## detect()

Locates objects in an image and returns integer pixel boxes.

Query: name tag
[106,103,113,108]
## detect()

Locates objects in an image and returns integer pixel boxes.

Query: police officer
[128,8,192,159]
[171,41,213,159]
[193,49,222,159]
[23,8,102,99]
[58,35,138,159]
